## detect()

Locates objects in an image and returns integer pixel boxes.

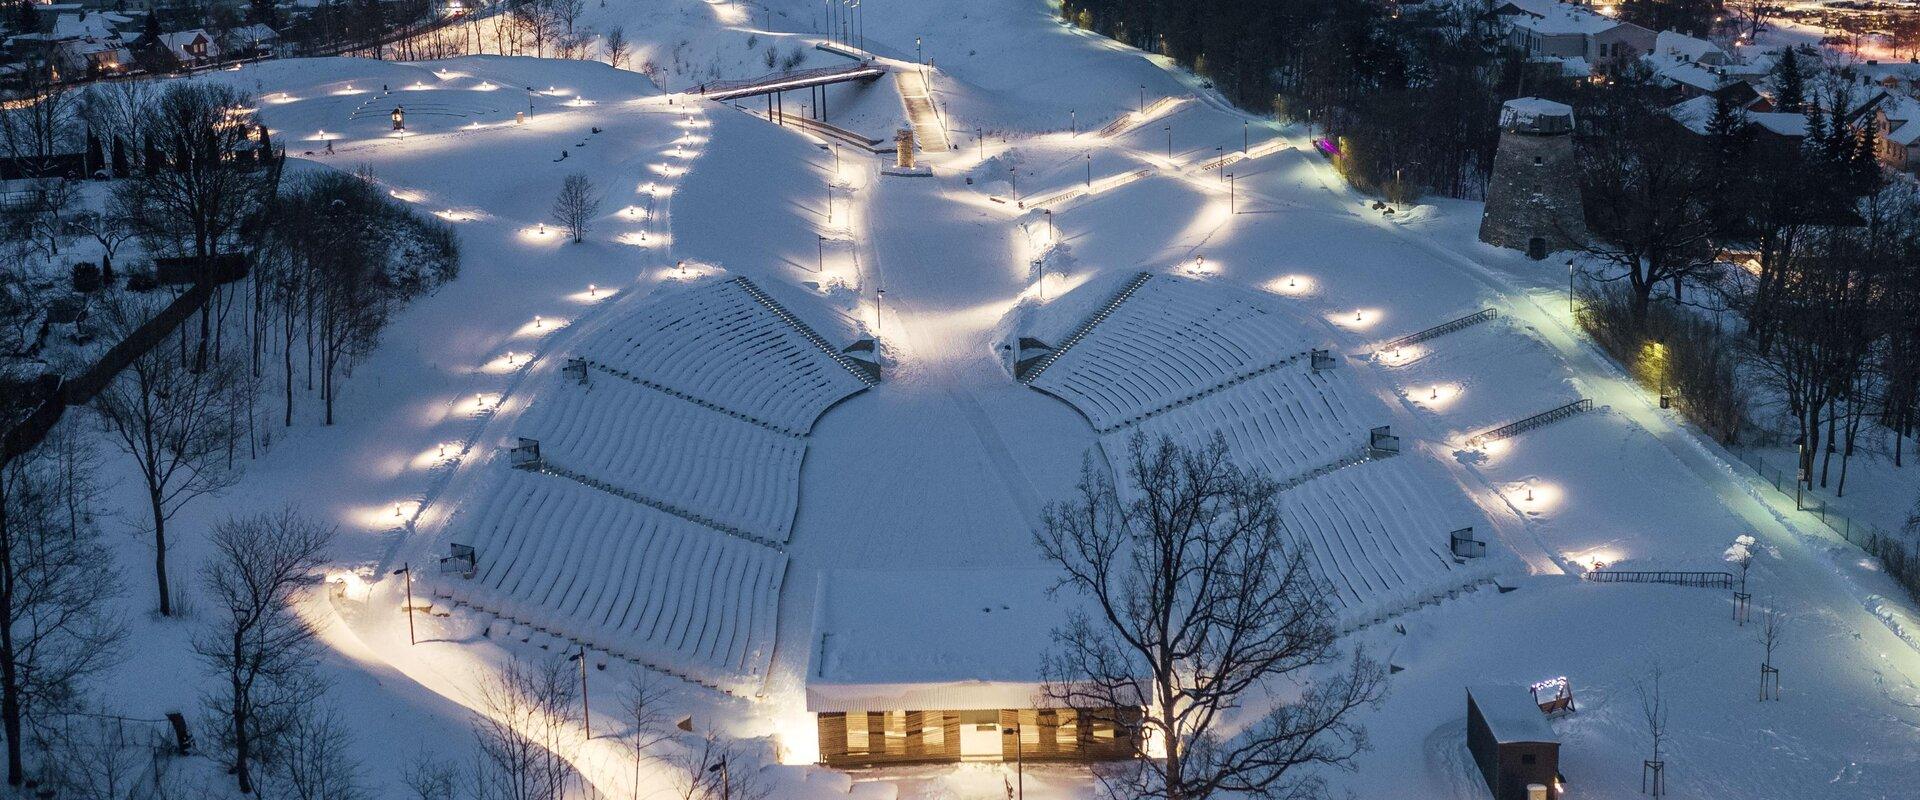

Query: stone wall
[1478,129,1587,259]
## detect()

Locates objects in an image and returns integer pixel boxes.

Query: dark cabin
[1466,685,1561,800]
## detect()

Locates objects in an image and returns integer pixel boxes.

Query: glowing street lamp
[391,106,405,130]
[391,564,416,645]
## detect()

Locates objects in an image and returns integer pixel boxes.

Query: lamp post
[1070,109,1076,136]
[1243,120,1249,153]
[566,646,592,738]
[976,126,984,161]
[916,36,923,65]
[1001,723,1024,799]
[391,106,405,131]
[391,564,415,645]
[706,758,729,800]
[817,235,825,273]
[875,288,885,337]
[1227,172,1236,214]
[1216,145,1224,182]
[1164,125,1172,159]
[1139,84,1145,114]
[1085,152,1091,188]
[1010,164,1018,202]
[1566,260,1575,314]
[1033,258,1043,302]
[1044,208,1053,242]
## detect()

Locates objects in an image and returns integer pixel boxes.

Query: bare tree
[0,64,77,180]
[620,673,675,796]
[92,295,243,616]
[274,707,366,800]
[604,26,630,69]
[1757,600,1788,701]
[468,656,580,800]
[193,507,333,794]
[36,710,162,800]
[0,422,128,788]
[1036,433,1385,800]
[1635,666,1669,797]
[402,754,460,800]
[551,173,600,243]
[114,81,282,372]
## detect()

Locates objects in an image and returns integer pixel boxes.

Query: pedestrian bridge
[694,62,887,101]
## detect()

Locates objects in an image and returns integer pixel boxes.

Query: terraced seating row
[1119,365,1379,487]
[1033,277,1310,429]
[451,470,786,689]
[1271,458,1470,620]
[575,279,869,435]
[517,377,806,542]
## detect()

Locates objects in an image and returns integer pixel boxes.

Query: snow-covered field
[61,0,1920,798]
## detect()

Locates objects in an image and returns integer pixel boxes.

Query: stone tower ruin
[1478,98,1586,260]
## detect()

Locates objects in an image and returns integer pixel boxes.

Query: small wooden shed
[1466,685,1561,800]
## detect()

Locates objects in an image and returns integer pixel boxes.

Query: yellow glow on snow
[1268,274,1314,296]
[1334,308,1381,329]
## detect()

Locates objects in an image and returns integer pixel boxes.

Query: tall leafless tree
[114,81,281,372]
[92,296,243,616]
[604,26,630,69]
[468,656,580,800]
[1036,433,1385,800]
[194,507,333,795]
[0,422,127,788]
[551,173,600,243]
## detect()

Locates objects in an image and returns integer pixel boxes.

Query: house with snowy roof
[806,568,1141,767]
[1643,31,1741,99]
[6,11,137,80]
[148,29,221,70]
[1867,91,1920,174]
[1494,0,1655,75]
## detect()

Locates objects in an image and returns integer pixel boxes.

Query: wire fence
[1730,447,1920,606]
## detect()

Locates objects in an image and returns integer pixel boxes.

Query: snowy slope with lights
[76,1,1920,798]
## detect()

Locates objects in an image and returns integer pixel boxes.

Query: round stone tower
[1478,98,1586,260]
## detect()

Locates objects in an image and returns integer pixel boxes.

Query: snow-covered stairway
[895,69,949,152]
[1018,271,1152,383]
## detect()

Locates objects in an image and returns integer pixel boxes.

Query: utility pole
[1002,723,1024,799]
[391,564,415,645]
[567,647,592,738]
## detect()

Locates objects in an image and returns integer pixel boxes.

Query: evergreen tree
[1773,46,1806,113]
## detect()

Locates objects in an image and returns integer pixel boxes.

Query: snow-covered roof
[807,568,1092,713]
[1875,93,1920,146]
[1468,685,1559,744]
[51,11,123,41]
[1501,97,1573,129]
[1497,0,1620,36]
[1751,111,1808,138]
[1653,30,1725,64]
[156,29,221,61]
[1651,60,1726,93]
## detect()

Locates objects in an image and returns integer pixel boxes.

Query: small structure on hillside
[894,128,916,170]
[1479,97,1586,260]
[1466,685,1563,800]
[808,569,1140,767]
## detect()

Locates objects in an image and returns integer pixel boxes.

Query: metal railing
[1729,446,1920,605]
[1378,308,1498,354]
[1469,398,1593,446]
[1583,570,1734,589]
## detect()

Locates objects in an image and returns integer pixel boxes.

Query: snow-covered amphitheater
[425,276,877,693]
[1024,274,1497,626]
